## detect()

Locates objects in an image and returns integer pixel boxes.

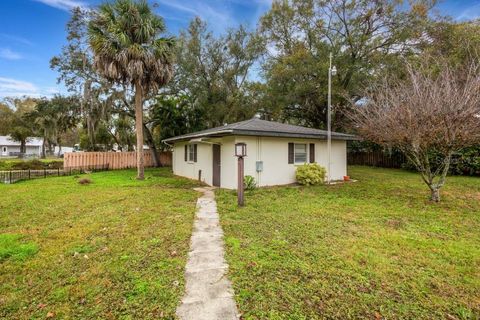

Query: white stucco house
[164,118,357,189]
[0,136,43,157]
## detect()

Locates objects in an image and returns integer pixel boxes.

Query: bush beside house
[296,163,326,185]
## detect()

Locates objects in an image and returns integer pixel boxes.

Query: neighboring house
[164,118,357,189]
[0,136,43,157]
[54,146,74,157]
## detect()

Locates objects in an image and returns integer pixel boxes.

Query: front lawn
[0,168,200,319]
[216,166,480,319]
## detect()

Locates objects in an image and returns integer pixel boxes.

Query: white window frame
[188,144,196,162]
[294,143,307,164]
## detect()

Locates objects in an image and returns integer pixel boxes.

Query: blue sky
[0,0,479,98]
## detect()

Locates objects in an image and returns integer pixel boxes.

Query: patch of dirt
[385,218,404,230]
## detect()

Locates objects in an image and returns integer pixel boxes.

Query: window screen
[188,144,196,162]
[294,143,307,163]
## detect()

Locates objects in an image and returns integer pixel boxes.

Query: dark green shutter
[288,143,294,164]
[309,143,315,163]
[193,144,198,162]
[184,145,187,161]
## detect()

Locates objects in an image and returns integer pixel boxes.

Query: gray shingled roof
[163,118,358,143]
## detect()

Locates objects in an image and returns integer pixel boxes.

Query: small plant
[295,163,326,186]
[244,175,257,191]
[78,178,92,185]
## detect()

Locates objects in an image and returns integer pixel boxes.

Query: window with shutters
[294,143,307,163]
[188,144,197,162]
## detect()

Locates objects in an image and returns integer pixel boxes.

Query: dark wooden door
[212,144,221,187]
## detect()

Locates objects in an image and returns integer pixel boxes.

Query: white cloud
[0,77,38,97]
[0,78,65,98]
[0,33,33,46]
[157,0,233,31]
[159,0,198,15]
[0,48,22,60]
[456,3,480,21]
[33,0,87,11]
[45,87,60,94]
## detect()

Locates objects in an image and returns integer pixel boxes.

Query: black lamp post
[235,143,247,206]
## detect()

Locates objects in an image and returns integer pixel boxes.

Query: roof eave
[164,129,359,143]
[162,129,234,143]
[231,130,359,140]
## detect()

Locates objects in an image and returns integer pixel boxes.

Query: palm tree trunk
[135,81,145,180]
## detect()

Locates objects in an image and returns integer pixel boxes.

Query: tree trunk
[41,134,46,159]
[143,124,160,167]
[87,118,95,150]
[108,129,121,151]
[57,139,62,157]
[83,80,95,151]
[47,141,53,155]
[431,187,440,202]
[429,153,452,202]
[408,150,451,203]
[134,82,145,180]
[20,140,26,154]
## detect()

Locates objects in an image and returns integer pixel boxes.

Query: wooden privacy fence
[348,151,406,169]
[64,151,172,170]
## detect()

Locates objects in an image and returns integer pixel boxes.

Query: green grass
[0,168,201,319]
[216,166,480,319]
[0,234,38,261]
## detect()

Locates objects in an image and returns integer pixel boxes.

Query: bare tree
[348,62,480,201]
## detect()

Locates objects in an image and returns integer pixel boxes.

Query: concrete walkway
[176,187,239,320]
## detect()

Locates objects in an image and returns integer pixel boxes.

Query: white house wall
[232,136,347,188]
[26,146,41,156]
[219,137,237,189]
[172,142,213,185]
[172,135,347,189]
[0,145,41,157]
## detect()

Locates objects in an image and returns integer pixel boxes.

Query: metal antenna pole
[327,52,332,184]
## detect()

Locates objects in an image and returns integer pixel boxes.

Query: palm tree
[88,0,175,179]
[26,96,80,158]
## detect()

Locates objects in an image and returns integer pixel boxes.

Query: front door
[1,147,7,156]
[212,144,221,187]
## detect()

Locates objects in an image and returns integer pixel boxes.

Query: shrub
[244,175,257,191]
[296,163,326,186]
[47,161,64,169]
[11,159,45,170]
[401,146,480,176]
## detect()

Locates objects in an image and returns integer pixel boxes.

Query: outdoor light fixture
[235,143,247,158]
[235,142,247,206]
[331,65,337,76]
